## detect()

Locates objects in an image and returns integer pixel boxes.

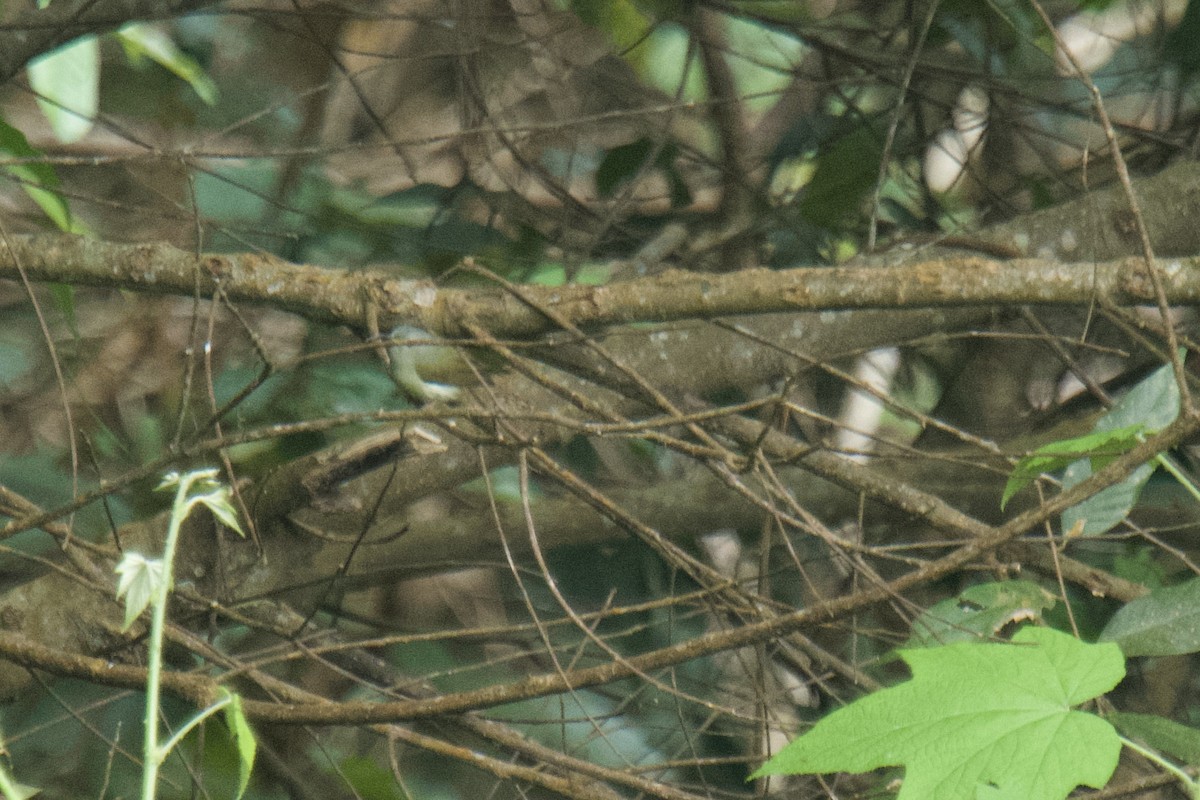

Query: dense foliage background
[3,0,1200,798]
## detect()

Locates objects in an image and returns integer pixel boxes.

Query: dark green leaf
[48,283,78,338]
[1054,360,1181,536]
[597,139,654,198]
[338,756,408,800]
[596,138,688,207]
[1002,425,1145,509]
[1100,576,1200,656]
[798,125,882,228]
[1110,712,1200,765]
[1060,460,1155,538]
[1111,546,1167,590]
[1166,0,1200,76]
[905,580,1056,648]
[1096,362,1180,434]
[0,117,73,231]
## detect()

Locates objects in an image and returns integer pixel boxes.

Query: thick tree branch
[4,232,1200,340]
[1,158,1198,343]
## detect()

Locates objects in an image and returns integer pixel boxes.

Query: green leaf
[1057,355,1182,538]
[0,771,39,800]
[1059,459,1155,538]
[0,724,38,799]
[0,118,74,231]
[596,138,654,197]
[905,580,1056,648]
[1099,576,1200,656]
[1165,0,1200,77]
[163,469,245,536]
[155,470,184,491]
[27,34,99,144]
[117,23,218,105]
[595,138,690,208]
[48,283,78,338]
[799,124,883,228]
[1095,361,1180,434]
[1111,546,1167,590]
[1109,712,1200,765]
[338,756,408,800]
[570,0,654,74]
[1003,360,1182,531]
[114,552,164,630]
[1002,425,1145,509]
[752,626,1125,800]
[222,692,257,800]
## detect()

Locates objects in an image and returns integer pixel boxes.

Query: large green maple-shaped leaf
[751,627,1125,800]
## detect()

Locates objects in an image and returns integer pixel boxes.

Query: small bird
[385,324,472,404]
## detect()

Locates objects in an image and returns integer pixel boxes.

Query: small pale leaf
[195,487,245,537]
[114,552,164,630]
[156,471,182,491]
